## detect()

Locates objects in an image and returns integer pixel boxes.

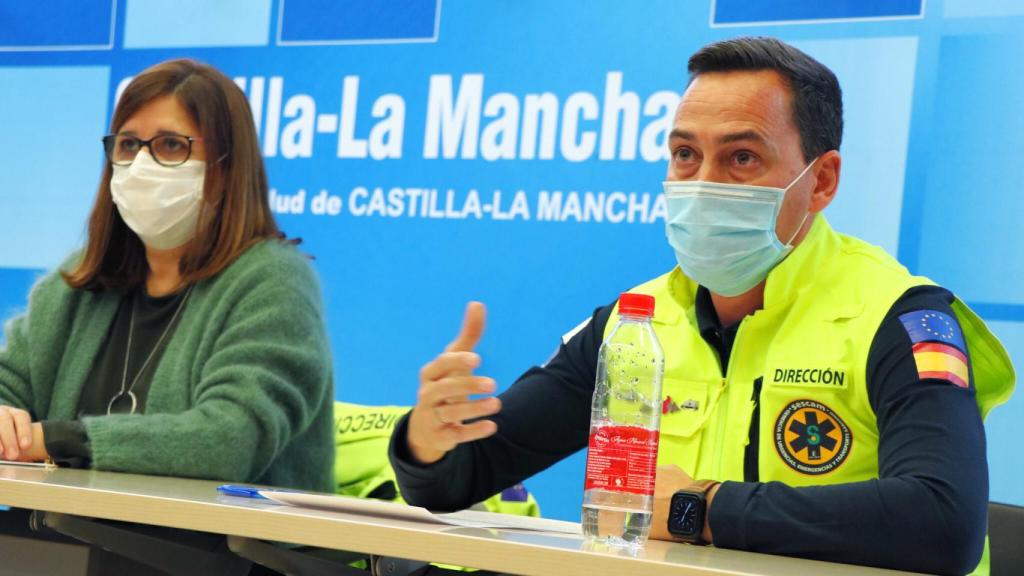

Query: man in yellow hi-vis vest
[387,37,1015,576]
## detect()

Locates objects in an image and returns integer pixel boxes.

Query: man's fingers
[419,351,481,383]
[445,302,486,353]
[433,397,502,426]
[407,405,498,460]
[444,420,499,445]
[420,376,495,408]
[408,305,490,466]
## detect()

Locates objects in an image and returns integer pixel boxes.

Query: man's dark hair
[688,37,843,162]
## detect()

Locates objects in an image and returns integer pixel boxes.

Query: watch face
[669,493,703,537]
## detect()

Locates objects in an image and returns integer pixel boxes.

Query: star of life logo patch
[774,399,852,475]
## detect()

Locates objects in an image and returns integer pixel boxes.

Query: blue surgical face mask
[663,160,817,297]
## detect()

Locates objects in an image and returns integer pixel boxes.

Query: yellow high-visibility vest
[605,216,1014,574]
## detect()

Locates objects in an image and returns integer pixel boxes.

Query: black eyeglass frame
[102,133,205,167]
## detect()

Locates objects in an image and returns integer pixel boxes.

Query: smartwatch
[667,479,719,544]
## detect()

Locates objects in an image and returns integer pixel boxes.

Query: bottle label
[584,425,660,495]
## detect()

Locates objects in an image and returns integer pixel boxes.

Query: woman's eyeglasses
[102,133,203,167]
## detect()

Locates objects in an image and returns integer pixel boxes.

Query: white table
[0,464,918,576]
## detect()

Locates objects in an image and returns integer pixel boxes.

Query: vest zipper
[744,376,764,482]
[714,376,728,479]
[716,317,748,479]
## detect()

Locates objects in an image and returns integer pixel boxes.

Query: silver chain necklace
[107,285,195,415]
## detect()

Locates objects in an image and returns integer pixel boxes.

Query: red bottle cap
[619,292,655,317]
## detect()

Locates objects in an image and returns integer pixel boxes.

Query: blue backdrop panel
[0,0,1020,522]
[916,33,1024,308]
[279,0,438,44]
[712,0,923,25]
[0,66,109,269]
[124,0,272,48]
[986,321,1024,505]
[0,0,114,50]
[944,0,1024,19]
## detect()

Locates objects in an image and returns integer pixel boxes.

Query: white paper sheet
[259,491,581,535]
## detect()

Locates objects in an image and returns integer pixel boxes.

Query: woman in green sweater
[0,59,334,492]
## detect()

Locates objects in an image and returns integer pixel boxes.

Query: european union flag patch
[899,310,970,388]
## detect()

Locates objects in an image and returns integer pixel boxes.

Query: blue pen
[217,484,269,499]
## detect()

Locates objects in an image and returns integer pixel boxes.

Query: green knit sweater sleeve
[0,269,72,415]
[0,309,33,412]
[81,242,334,482]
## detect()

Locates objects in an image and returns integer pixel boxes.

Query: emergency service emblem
[774,399,852,475]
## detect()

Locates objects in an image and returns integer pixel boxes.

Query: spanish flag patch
[898,310,970,389]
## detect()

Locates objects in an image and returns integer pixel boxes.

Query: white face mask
[663,159,816,297]
[110,151,205,250]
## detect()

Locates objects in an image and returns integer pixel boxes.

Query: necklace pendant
[114,285,194,418]
[107,390,138,415]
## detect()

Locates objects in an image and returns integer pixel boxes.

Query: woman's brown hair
[64,58,282,292]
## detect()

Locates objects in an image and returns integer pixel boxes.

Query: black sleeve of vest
[41,420,92,468]
[709,286,988,576]
[389,301,615,511]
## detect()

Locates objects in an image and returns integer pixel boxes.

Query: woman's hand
[0,405,34,460]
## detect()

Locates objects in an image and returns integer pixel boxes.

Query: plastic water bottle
[582,292,664,547]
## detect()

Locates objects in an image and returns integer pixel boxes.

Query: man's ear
[809,150,841,213]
